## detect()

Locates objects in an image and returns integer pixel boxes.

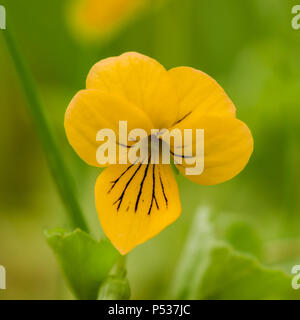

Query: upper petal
[168,67,236,124]
[86,52,179,128]
[173,115,253,185]
[95,163,181,254]
[65,89,153,167]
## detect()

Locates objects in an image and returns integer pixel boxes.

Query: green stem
[98,255,130,300]
[110,255,127,277]
[2,27,89,233]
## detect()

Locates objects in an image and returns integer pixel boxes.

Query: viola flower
[65,52,253,254]
[66,0,148,42]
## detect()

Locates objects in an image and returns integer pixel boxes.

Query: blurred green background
[1,0,300,299]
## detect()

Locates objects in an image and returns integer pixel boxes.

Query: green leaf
[171,208,300,300]
[45,228,120,300]
[197,244,300,300]
[170,208,214,299]
[225,221,263,259]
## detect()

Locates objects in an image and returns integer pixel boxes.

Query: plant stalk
[2,26,89,233]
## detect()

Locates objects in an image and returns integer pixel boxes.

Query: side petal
[65,89,153,167]
[86,52,179,128]
[168,67,236,124]
[95,163,181,254]
[173,115,253,185]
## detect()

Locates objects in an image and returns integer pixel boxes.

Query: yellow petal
[168,67,236,124]
[173,115,253,185]
[95,162,181,254]
[65,89,153,167]
[86,52,179,128]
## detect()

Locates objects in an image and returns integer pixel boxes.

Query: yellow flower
[67,0,148,41]
[65,52,253,254]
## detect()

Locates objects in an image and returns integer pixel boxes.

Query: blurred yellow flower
[67,0,148,41]
[64,52,253,254]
